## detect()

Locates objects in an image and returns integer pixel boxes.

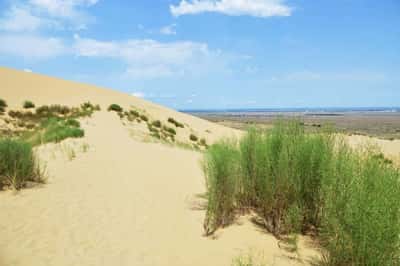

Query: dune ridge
[0,67,320,266]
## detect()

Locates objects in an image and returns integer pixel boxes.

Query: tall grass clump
[0,139,43,190]
[203,139,240,235]
[203,120,400,265]
[320,144,400,265]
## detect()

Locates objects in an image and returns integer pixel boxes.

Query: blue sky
[0,0,399,109]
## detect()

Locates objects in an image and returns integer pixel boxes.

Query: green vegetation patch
[23,100,35,109]
[108,104,123,112]
[0,139,44,190]
[168,117,184,128]
[0,98,7,113]
[203,120,400,265]
[189,134,198,142]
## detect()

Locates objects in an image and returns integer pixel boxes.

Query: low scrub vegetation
[23,100,35,109]
[0,139,44,190]
[27,118,84,145]
[168,117,184,128]
[108,104,123,112]
[0,98,7,113]
[190,134,198,142]
[151,120,162,128]
[203,120,400,265]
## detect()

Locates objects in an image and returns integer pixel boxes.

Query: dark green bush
[140,114,148,122]
[168,117,184,128]
[190,134,198,142]
[199,138,207,146]
[23,100,35,109]
[151,120,162,128]
[0,139,44,190]
[108,104,123,112]
[130,110,139,117]
[163,126,176,135]
[203,120,400,265]
[0,99,6,114]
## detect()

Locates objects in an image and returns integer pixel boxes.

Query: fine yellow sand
[0,67,320,266]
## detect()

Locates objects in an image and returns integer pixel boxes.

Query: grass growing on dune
[22,118,84,145]
[203,120,400,265]
[0,139,44,190]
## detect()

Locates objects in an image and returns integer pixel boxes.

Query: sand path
[0,112,318,266]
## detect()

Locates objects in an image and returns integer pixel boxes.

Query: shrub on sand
[190,134,198,142]
[23,100,35,109]
[108,104,123,112]
[203,120,400,265]
[0,139,44,190]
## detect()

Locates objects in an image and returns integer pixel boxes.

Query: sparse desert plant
[0,139,44,190]
[129,110,139,117]
[232,252,266,266]
[190,134,198,142]
[163,126,176,135]
[0,98,7,113]
[23,100,35,109]
[140,114,148,122]
[108,104,123,112]
[199,138,207,146]
[168,117,184,128]
[151,120,162,128]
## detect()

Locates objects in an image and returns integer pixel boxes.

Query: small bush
[0,99,6,114]
[23,100,35,109]
[163,126,176,135]
[151,120,162,128]
[140,114,148,122]
[0,139,43,190]
[199,138,207,146]
[108,104,123,112]
[129,110,139,117]
[8,110,24,118]
[0,98,7,108]
[168,117,184,128]
[190,134,198,142]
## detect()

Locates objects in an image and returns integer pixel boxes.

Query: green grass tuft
[0,139,44,190]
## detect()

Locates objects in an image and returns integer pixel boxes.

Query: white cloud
[170,0,292,18]
[131,92,145,98]
[29,0,98,19]
[74,36,229,79]
[0,6,44,32]
[160,24,177,35]
[24,68,33,72]
[0,0,98,33]
[0,34,68,58]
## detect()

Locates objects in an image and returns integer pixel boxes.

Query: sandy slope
[0,67,239,144]
[0,111,319,266]
[0,67,319,265]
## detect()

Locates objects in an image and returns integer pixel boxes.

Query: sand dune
[0,68,319,266]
